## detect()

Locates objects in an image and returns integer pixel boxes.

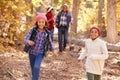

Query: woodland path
[0,42,120,80]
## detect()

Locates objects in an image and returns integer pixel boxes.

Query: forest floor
[0,41,120,80]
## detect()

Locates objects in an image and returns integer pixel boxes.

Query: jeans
[58,26,68,52]
[29,53,44,80]
[87,72,101,80]
[49,29,54,42]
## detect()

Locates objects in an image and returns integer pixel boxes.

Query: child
[46,6,55,41]
[78,27,109,80]
[24,13,56,80]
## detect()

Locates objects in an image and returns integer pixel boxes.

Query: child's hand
[78,59,82,62]
[28,40,35,46]
[78,59,84,68]
[53,52,58,57]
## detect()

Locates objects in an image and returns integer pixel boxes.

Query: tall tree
[71,0,80,33]
[107,0,118,43]
[25,0,33,22]
[98,0,106,37]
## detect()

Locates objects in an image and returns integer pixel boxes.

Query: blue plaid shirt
[56,10,72,27]
[60,13,67,26]
[24,27,54,55]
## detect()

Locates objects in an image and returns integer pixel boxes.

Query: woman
[46,6,55,41]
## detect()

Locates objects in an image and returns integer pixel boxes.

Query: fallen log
[70,38,120,52]
[54,37,120,52]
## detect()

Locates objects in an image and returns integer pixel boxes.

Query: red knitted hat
[90,27,101,36]
[36,13,47,22]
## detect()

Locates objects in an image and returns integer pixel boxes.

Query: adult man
[55,4,72,53]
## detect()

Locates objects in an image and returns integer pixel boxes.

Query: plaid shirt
[24,27,54,55]
[60,13,67,26]
[56,10,72,27]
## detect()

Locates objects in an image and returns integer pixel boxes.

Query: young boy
[78,27,109,80]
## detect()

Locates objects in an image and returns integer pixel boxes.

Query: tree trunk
[25,0,33,22]
[98,0,106,37]
[71,0,80,33]
[51,0,54,6]
[107,0,118,43]
[98,0,104,25]
[53,36,120,52]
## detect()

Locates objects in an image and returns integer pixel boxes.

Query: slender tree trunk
[51,0,54,6]
[107,0,118,43]
[98,0,104,25]
[26,0,33,22]
[98,0,106,37]
[71,0,80,33]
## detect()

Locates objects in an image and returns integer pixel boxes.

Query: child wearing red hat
[78,26,109,80]
[24,13,57,80]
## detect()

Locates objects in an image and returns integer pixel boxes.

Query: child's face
[90,29,99,40]
[37,19,46,29]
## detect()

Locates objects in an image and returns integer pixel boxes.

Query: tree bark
[71,0,80,33]
[98,0,106,37]
[98,0,104,25]
[25,0,33,22]
[107,0,119,43]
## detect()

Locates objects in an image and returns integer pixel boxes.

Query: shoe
[58,51,62,55]
[63,48,66,51]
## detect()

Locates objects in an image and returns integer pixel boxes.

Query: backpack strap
[24,26,38,53]
[29,26,38,41]
[43,28,50,57]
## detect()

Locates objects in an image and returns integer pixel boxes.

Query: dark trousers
[58,26,68,52]
[29,53,44,80]
[87,72,101,80]
[49,29,54,42]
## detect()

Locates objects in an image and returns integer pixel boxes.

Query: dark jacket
[55,10,72,28]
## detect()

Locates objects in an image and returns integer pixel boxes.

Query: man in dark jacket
[56,4,72,54]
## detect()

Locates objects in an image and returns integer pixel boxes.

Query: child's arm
[78,42,87,60]
[49,35,54,51]
[46,14,54,22]
[24,28,33,45]
[48,18,53,22]
[48,35,57,56]
[90,42,108,60]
